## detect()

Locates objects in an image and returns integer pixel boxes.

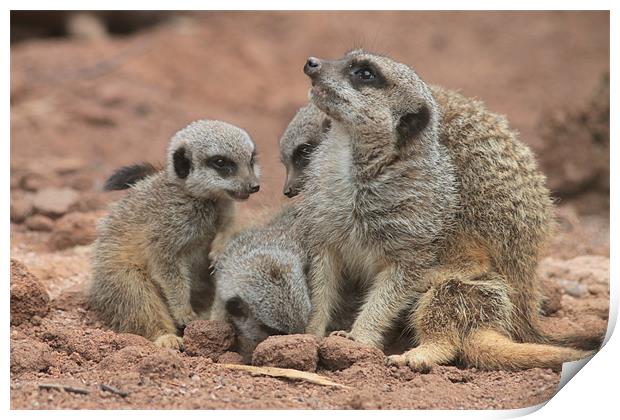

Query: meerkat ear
[225,296,248,319]
[173,146,192,179]
[396,105,431,148]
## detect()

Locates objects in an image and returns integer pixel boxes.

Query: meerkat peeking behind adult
[299,50,600,371]
[279,103,331,197]
[211,204,312,361]
[90,120,260,350]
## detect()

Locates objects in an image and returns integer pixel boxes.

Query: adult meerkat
[300,50,598,371]
[279,103,331,197]
[90,120,260,349]
[211,204,312,360]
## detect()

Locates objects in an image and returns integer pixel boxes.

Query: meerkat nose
[304,57,322,77]
[250,184,260,194]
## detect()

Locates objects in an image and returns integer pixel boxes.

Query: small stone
[50,158,86,175]
[252,334,319,372]
[49,211,100,250]
[183,320,236,359]
[20,172,47,192]
[558,279,588,298]
[24,214,55,232]
[318,336,384,371]
[10,197,34,223]
[11,338,54,374]
[10,259,50,326]
[32,187,80,218]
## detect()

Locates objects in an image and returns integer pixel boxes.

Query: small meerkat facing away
[279,103,331,197]
[299,50,598,371]
[90,120,260,350]
[211,204,312,361]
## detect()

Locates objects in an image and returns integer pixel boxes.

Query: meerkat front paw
[386,351,434,373]
[173,308,198,329]
[330,330,356,341]
[154,334,184,351]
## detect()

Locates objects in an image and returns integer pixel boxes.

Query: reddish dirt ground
[10,11,609,409]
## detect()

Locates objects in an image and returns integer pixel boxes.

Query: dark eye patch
[225,296,248,318]
[207,155,237,177]
[250,151,257,166]
[292,143,316,170]
[173,147,191,179]
[348,59,388,89]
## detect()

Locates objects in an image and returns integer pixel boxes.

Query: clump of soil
[253,334,319,372]
[10,259,50,325]
[319,336,385,371]
[183,320,236,360]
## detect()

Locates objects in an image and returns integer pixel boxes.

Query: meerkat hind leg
[93,268,180,346]
[388,272,512,372]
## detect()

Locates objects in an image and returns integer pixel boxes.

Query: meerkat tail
[526,317,604,351]
[104,163,158,191]
[462,328,592,371]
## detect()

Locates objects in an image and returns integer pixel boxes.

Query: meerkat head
[215,249,311,360]
[303,50,441,152]
[166,120,260,200]
[279,103,331,197]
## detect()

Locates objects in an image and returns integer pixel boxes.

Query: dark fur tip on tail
[103,163,158,191]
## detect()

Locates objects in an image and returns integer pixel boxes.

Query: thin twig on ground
[38,383,90,395]
[100,383,129,397]
[220,364,351,389]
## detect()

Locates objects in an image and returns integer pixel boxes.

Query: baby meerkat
[279,103,331,197]
[299,50,598,371]
[211,204,312,360]
[90,120,260,349]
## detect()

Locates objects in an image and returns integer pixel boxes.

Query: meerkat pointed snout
[279,103,331,197]
[90,119,260,350]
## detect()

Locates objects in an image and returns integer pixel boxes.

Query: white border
[4,2,616,419]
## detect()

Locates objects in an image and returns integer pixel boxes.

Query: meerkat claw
[154,334,184,351]
[330,330,356,341]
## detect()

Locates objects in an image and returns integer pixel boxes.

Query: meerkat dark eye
[348,61,387,89]
[207,155,237,177]
[225,296,248,319]
[292,143,316,170]
[250,151,257,166]
[354,67,375,80]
